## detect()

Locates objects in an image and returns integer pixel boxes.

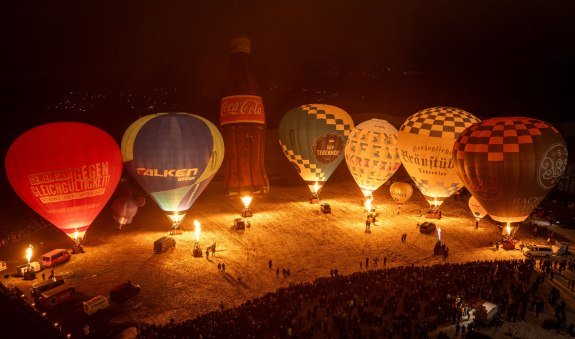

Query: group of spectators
[137,259,551,338]
[0,217,50,249]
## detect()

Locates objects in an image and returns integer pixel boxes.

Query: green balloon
[278,104,354,195]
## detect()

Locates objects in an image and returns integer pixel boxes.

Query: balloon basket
[193,247,203,258]
[426,207,441,219]
[433,241,444,256]
[169,228,183,235]
[241,208,253,218]
[23,270,36,281]
[72,244,85,254]
[309,197,320,204]
[502,240,516,251]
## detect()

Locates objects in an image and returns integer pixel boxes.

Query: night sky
[1,1,574,214]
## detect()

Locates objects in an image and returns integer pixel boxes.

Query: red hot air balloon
[5,122,123,244]
[453,117,568,237]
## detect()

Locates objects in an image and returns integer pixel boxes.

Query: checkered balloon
[278,104,354,196]
[454,117,568,223]
[397,107,480,208]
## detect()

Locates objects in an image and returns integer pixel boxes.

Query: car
[110,281,140,303]
[320,203,331,214]
[153,236,176,254]
[83,295,110,315]
[419,222,436,234]
[521,245,554,258]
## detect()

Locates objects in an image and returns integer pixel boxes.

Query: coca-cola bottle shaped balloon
[219,35,269,215]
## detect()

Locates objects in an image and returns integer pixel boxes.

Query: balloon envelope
[5,122,123,241]
[121,113,224,224]
[468,196,487,220]
[345,119,401,198]
[278,104,354,195]
[397,106,480,207]
[454,117,568,223]
[389,182,414,205]
[111,196,139,226]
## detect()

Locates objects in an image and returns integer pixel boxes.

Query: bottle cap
[230,36,251,54]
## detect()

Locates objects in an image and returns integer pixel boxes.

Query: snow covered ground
[1,178,571,337]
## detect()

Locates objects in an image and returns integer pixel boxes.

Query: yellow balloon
[397,107,480,208]
[390,182,414,205]
[345,119,401,198]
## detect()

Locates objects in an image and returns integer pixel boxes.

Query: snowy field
[0,178,564,337]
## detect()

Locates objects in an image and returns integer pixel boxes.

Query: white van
[83,295,110,315]
[522,245,554,258]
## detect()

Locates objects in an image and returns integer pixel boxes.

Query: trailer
[37,283,76,310]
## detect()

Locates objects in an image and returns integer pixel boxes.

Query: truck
[37,283,76,310]
[31,276,65,300]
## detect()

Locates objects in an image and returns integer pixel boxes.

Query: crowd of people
[137,259,551,338]
[0,217,51,249]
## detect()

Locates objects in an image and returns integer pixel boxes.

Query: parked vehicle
[153,236,176,254]
[31,276,65,300]
[83,295,110,315]
[320,203,331,214]
[110,281,140,303]
[41,249,71,268]
[233,218,245,230]
[419,221,436,234]
[521,244,554,258]
[0,261,7,272]
[15,261,42,276]
[37,283,76,310]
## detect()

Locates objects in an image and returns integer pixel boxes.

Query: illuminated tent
[121,113,224,227]
[5,122,123,243]
[453,117,568,228]
[278,104,354,199]
[397,106,480,208]
[345,119,401,199]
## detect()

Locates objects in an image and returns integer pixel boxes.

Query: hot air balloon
[5,122,123,245]
[111,196,139,230]
[121,113,224,232]
[345,119,401,205]
[389,182,414,215]
[453,117,568,238]
[397,106,480,214]
[468,196,487,229]
[278,104,354,202]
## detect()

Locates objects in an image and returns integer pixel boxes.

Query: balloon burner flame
[194,220,201,242]
[26,244,32,264]
[241,196,252,209]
